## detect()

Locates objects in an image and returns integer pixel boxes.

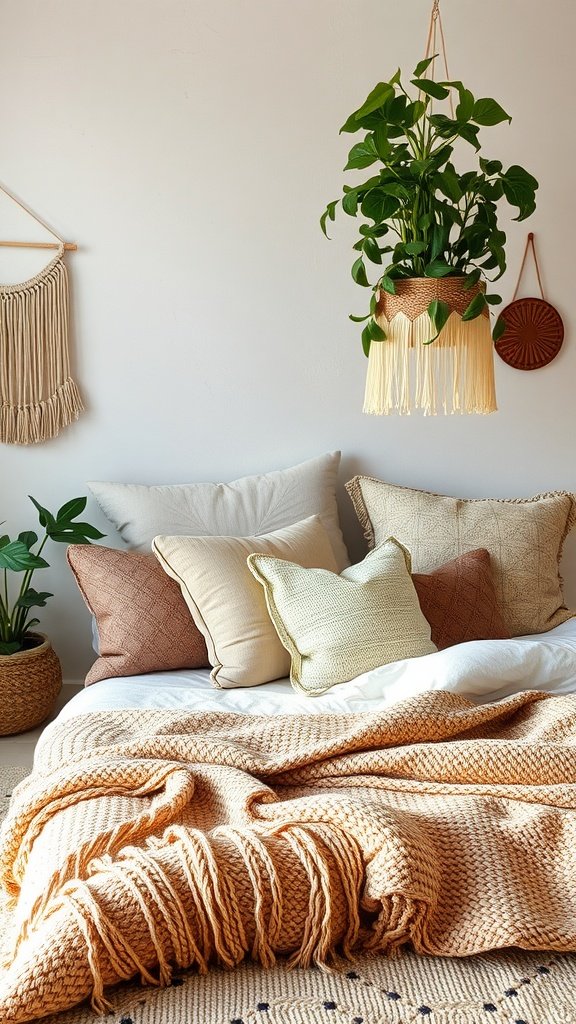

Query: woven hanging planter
[0,633,62,736]
[363,277,497,416]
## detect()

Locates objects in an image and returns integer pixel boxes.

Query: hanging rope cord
[0,182,65,246]
[511,233,546,302]
[421,0,455,120]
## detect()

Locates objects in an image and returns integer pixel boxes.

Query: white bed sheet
[55,618,576,724]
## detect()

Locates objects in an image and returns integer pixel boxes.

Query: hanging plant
[321,57,538,355]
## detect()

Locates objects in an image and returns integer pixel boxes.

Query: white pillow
[89,452,349,570]
[152,516,339,688]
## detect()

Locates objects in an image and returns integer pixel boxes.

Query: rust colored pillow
[67,545,209,685]
[412,548,510,650]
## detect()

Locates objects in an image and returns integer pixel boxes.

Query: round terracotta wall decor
[495,296,564,370]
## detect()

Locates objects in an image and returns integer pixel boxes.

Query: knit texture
[248,537,436,694]
[346,476,576,636]
[413,548,510,650]
[2,691,576,1021]
[67,545,209,685]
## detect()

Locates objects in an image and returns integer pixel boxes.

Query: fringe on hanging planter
[363,278,497,416]
[0,244,83,445]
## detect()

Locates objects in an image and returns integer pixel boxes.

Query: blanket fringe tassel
[8,822,424,1015]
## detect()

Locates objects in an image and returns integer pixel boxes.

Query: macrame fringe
[0,250,83,444]
[0,376,83,445]
[363,311,497,416]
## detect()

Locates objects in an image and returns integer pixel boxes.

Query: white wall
[2,0,575,680]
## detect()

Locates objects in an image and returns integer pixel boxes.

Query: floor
[0,684,82,772]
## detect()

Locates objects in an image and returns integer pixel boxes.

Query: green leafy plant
[321,57,538,352]
[0,496,105,655]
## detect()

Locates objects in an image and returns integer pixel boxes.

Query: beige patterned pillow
[248,538,437,696]
[153,516,338,688]
[346,476,576,637]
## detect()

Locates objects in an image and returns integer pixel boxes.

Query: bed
[3,455,576,1022]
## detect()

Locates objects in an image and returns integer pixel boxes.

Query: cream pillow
[346,476,576,637]
[248,538,437,696]
[152,516,338,688]
[89,452,349,570]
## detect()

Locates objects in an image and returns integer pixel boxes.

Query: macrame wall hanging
[495,232,564,370]
[0,183,83,445]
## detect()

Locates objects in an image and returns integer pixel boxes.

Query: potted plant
[321,59,539,414]
[0,496,104,735]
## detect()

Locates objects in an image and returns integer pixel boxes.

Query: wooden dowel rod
[0,240,77,251]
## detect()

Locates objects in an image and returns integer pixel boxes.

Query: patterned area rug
[2,766,576,1024]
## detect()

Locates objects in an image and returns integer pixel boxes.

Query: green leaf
[320,200,338,238]
[0,541,49,572]
[363,237,382,264]
[0,641,21,655]
[344,139,378,171]
[50,522,105,542]
[428,299,451,333]
[380,275,396,294]
[16,588,53,609]
[340,82,394,133]
[425,299,451,344]
[479,158,503,176]
[373,124,390,160]
[455,88,475,122]
[462,292,488,321]
[361,324,372,357]
[17,531,38,550]
[485,293,502,305]
[367,319,386,341]
[349,313,370,323]
[405,100,427,127]
[424,259,453,278]
[57,496,87,522]
[361,189,400,223]
[463,268,481,290]
[492,315,506,341]
[0,535,9,549]
[456,123,481,151]
[472,97,511,126]
[411,78,449,100]
[404,241,427,255]
[501,165,539,221]
[413,55,437,78]
[351,257,370,287]
[341,191,358,217]
[435,165,462,203]
[28,496,56,531]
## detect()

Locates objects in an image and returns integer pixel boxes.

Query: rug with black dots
[1,766,576,1023]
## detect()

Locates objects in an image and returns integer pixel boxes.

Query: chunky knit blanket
[2,689,576,1023]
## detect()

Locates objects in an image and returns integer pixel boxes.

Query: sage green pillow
[247,537,437,696]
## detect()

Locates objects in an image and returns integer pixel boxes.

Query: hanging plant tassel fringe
[0,247,84,445]
[363,310,497,416]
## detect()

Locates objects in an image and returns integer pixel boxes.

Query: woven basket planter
[363,277,497,416]
[0,633,62,736]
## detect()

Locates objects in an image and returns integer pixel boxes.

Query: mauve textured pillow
[67,545,209,685]
[413,549,510,650]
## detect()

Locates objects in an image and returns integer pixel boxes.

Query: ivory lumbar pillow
[346,476,576,638]
[153,516,339,689]
[248,537,437,696]
[89,451,349,570]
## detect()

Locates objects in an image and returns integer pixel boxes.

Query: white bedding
[55,618,576,725]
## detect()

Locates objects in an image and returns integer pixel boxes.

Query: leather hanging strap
[511,232,546,302]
